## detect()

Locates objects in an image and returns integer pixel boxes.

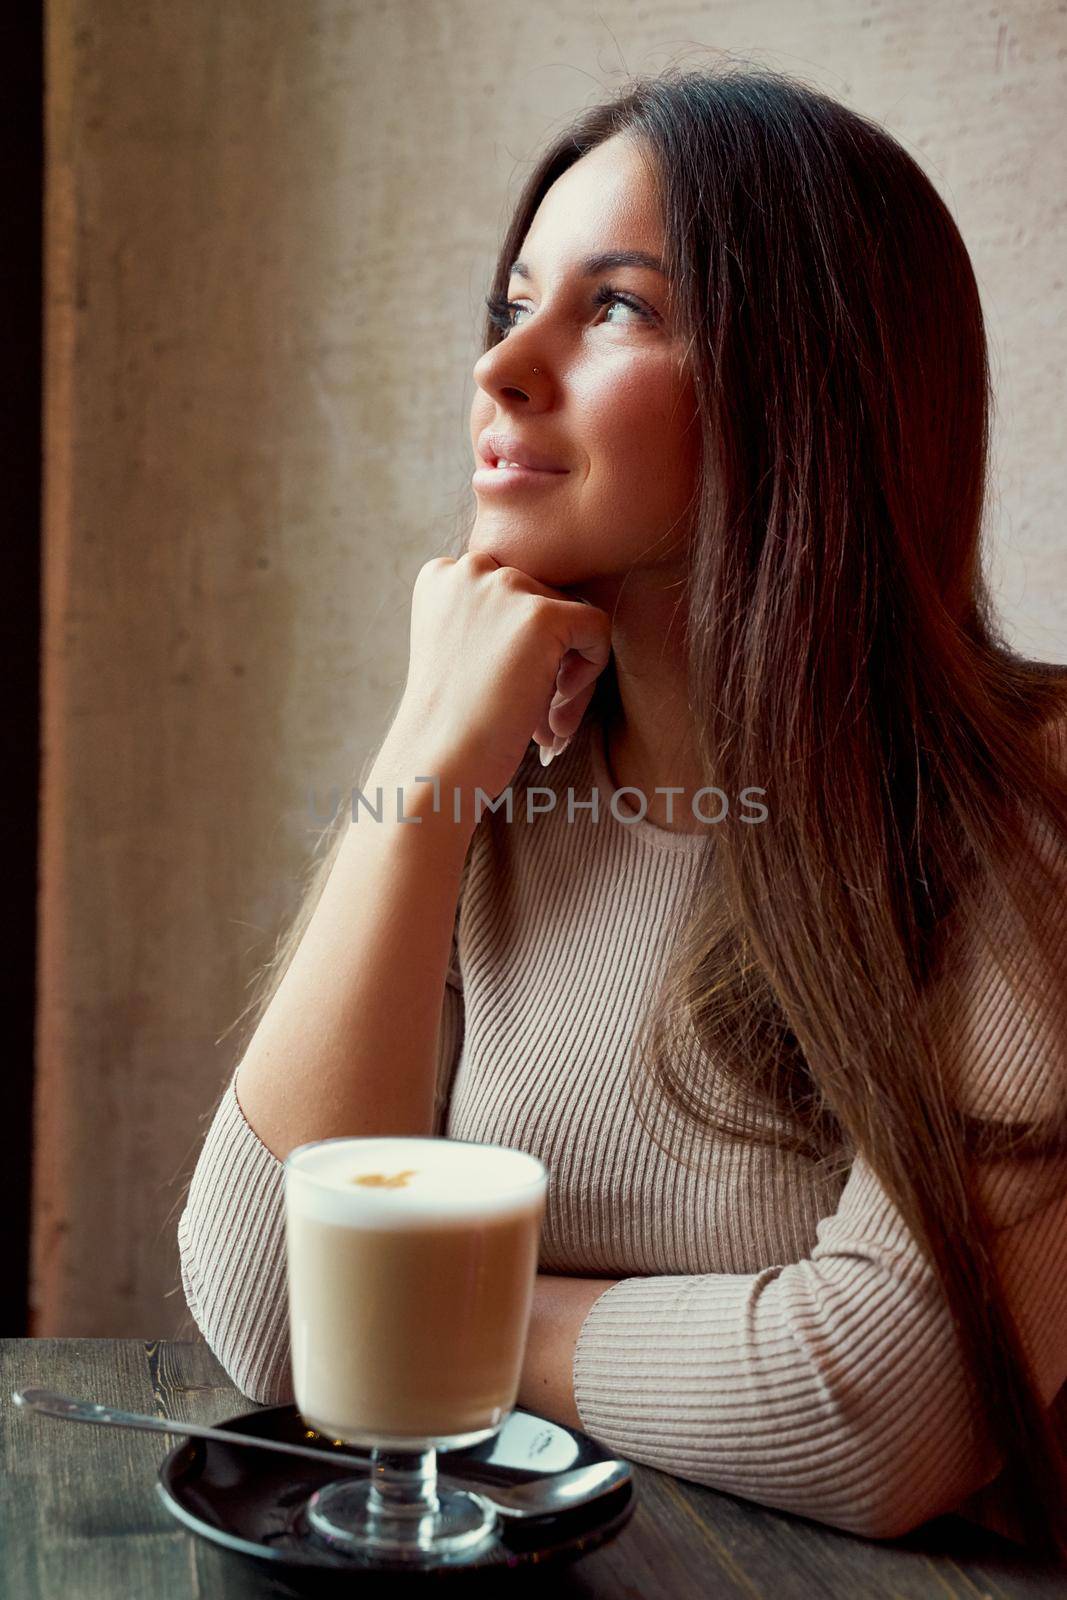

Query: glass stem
[366,1446,440,1522]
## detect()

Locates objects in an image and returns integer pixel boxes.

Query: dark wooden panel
[0,1,42,1340]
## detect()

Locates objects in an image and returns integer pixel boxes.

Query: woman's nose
[474,344,548,402]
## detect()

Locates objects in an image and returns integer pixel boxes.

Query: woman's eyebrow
[508,249,667,280]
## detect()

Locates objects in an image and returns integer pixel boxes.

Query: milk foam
[285,1136,547,1228]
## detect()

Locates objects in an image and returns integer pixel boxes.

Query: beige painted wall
[35,1,1067,1337]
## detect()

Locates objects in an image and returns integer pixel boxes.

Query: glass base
[306,1477,498,1563]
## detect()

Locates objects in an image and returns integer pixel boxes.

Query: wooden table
[3,1337,1065,1597]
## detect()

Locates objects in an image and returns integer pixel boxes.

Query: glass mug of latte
[283,1135,548,1562]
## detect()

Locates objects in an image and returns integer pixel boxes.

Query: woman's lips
[472,463,570,491]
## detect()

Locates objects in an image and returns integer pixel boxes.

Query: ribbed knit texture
[178,712,1067,1544]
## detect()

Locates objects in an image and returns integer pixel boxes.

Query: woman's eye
[484,286,655,334]
[485,298,529,331]
[598,293,645,324]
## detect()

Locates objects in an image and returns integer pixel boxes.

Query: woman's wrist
[362,733,481,836]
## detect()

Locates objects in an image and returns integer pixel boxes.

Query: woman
[177,66,1067,1555]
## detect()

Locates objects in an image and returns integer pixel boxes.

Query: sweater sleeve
[572,778,1067,1543]
[571,1153,1067,1541]
[176,906,466,1405]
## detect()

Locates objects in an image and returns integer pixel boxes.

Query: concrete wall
[36,1,1067,1336]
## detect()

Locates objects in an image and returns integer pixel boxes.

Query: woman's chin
[467,518,611,593]
[467,526,558,578]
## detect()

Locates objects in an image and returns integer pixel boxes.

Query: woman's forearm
[518,1274,621,1430]
[234,732,476,1162]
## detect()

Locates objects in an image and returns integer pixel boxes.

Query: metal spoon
[11,1387,631,1521]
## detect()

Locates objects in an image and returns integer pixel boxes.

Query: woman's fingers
[467,583,610,764]
[548,679,597,742]
[532,682,594,753]
[537,610,612,754]
[553,646,603,700]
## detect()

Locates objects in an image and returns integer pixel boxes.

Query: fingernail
[539,733,572,766]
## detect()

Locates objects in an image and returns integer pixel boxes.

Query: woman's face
[468,133,700,591]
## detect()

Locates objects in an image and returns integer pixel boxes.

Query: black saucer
[156,1401,635,1585]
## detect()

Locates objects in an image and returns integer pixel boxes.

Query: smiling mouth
[472,461,570,488]
[481,455,568,474]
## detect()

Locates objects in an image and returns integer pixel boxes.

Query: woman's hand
[386,550,613,800]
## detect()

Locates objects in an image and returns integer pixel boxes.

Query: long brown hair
[226,63,1067,1553]
[467,64,1067,1554]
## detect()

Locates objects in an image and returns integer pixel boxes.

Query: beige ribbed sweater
[178,711,1067,1545]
